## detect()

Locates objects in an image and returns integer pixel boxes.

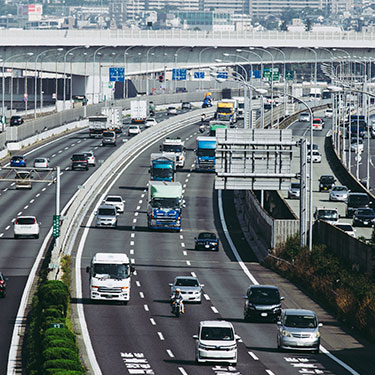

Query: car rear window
[348,194,369,205]
[198,233,216,240]
[12,156,24,161]
[175,278,199,287]
[16,217,35,225]
[103,132,115,138]
[106,197,121,202]
[72,154,86,160]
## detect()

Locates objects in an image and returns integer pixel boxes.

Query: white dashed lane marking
[187,173,191,177]
[131,233,135,238]
[166,350,174,358]
[157,332,165,341]
[130,249,134,255]
[141,194,145,198]
[52,154,56,157]
[150,318,156,326]
[186,260,191,266]
[178,368,188,375]
[29,199,34,203]
[3,188,8,192]
[134,212,138,216]
[204,294,210,301]
[180,235,183,240]
[139,292,144,299]
[181,242,185,248]
[36,193,40,197]
[183,251,187,256]
[17,212,22,216]
[65,167,69,171]
[191,272,196,277]
[5,225,10,230]
[64,146,69,150]
[266,371,276,375]
[211,306,219,314]
[133,219,137,223]
[248,352,259,360]
[42,188,46,192]
[10,183,15,186]
[139,200,143,204]
[144,304,149,312]
[11,218,15,223]
[135,281,141,287]
[58,150,62,153]
[0,233,3,237]
[24,205,28,210]
[130,241,134,246]
[136,206,141,210]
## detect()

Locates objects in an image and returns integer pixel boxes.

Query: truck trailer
[131,100,149,123]
[147,181,183,231]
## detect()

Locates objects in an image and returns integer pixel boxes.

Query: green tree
[280,20,288,32]
[304,18,313,32]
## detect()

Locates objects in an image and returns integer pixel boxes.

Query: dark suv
[319,175,336,192]
[71,154,89,171]
[346,192,371,217]
[243,285,284,322]
[0,272,7,298]
[10,115,24,126]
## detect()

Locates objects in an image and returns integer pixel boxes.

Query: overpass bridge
[1,29,375,110]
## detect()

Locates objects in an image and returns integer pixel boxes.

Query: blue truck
[150,153,176,182]
[147,181,183,231]
[195,136,216,171]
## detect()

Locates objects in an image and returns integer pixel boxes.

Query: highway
[76,114,374,375]
[0,109,171,374]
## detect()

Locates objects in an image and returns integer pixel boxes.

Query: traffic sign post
[109,67,125,82]
[285,71,294,80]
[172,68,187,81]
[52,215,60,238]
[194,72,205,79]
[216,71,228,79]
[263,68,279,82]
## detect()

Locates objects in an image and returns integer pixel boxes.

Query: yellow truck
[216,99,238,124]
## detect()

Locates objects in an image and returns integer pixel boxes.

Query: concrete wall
[313,220,375,276]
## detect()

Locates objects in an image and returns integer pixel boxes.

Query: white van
[193,320,240,365]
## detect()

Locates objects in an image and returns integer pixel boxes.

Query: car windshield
[93,263,129,279]
[162,145,182,153]
[349,195,369,205]
[332,186,347,192]
[197,149,215,157]
[151,198,180,209]
[153,168,173,178]
[201,327,234,341]
[356,208,374,215]
[336,224,353,231]
[175,278,199,287]
[291,183,300,189]
[198,233,216,240]
[218,107,232,114]
[16,217,35,225]
[12,156,23,161]
[72,155,85,161]
[321,176,334,183]
[248,288,280,304]
[98,208,116,216]
[318,210,338,219]
[106,197,121,203]
[284,314,317,329]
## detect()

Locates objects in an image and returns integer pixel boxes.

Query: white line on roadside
[204,294,210,300]
[157,332,165,341]
[211,306,219,314]
[248,351,259,360]
[150,318,156,325]
[144,304,149,312]
[166,349,174,358]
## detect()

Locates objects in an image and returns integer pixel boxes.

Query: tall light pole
[333,48,351,82]
[174,46,192,93]
[123,46,136,99]
[92,46,107,105]
[146,46,158,96]
[34,48,63,119]
[199,46,217,91]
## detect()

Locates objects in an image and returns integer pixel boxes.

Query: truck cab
[195,136,216,171]
[150,153,176,182]
[86,252,134,303]
[160,137,185,168]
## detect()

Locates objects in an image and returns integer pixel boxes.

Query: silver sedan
[169,276,204,303]
[329,185,350,202]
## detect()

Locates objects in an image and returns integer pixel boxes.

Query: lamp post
[92,46,107,105]
[34,48,63,120]
[146,46,158,96]
[199,46,217,91]
[174,46,191,93]
[123,46,137,99]
[333,48,351,82]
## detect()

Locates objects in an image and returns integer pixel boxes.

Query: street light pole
[174,46,191,93]
[123,46,136,99]
[146,46,158,96]
[199,46,217,91]
[92,46,107,105]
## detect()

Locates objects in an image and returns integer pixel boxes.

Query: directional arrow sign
[109,67,125,82]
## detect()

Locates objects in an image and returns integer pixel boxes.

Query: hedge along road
[6,106,212,375]
[73,123,364,373]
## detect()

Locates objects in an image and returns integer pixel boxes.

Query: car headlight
[247,303,256,310]
[314,332,321,338]
[282,330,292,337]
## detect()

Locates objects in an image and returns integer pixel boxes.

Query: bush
[44,328,76,343]
[38,281,69,313]
[43,347,80,362]
[44,370,85,375]
[43,359,84,372]
[43,339,78,353]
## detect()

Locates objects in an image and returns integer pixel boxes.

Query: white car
[145,118,157,128]
[307,150,321,163]
[95,205,118,228]
[14,216,40,239]
[82,151,96,166]
[128,125,141,136]
[33,157,49,168]
[103,195,125,213]
[334,222,356,237]
[194,320,240,365]
[325,108,333,118]
[299,113,310,122]
[351,138,364,153]
[167,106,177,115]
[169,276,204,303]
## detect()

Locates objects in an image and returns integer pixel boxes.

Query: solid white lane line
[24,205,29,210]
[186,260,191,266]
[139,292,144,299]
[183,251,187,256]
[191,272,196,277]
[211,306,219,314]
[204,294,210,301]
[5,225,10,230]
[131,233,135,238]
[29,199,34,203]
[157,332,165,341]
[166,349,174,358]
[178,368,188,375]
[248,351,259,360]
[181,242,185,247]
[144,304,149,312]
[135,281,141,287]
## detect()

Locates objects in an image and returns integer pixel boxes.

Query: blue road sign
[109,67,125,82]
[172,68,187,81]
[251,70,261,79]
[194,71,205,79]
[216,71,228,79]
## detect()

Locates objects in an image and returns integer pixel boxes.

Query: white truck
[86,252,134,303]
[160,137,185,167]
[232,96,244,119]
[88,115,108,138]
[101,106,122,133]
[131,100,149,123]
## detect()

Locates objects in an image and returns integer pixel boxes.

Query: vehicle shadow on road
[70,297,127,306]
[164,359,202,366]
[118,185,146,191]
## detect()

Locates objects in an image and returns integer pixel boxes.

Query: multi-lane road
[1,107,375,375]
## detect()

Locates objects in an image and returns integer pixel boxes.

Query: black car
[71,154,89,171]
[243,285,284,322]
[10,115,24,126]
[194,232,219,251]
[346,192,371,217]
[181,102,192,110]
[319,175,336,192]
[353,208,375,227]
[0,272,7,298]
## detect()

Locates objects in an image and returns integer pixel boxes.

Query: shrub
[43,339,78,353]
[38,281,69,313]
[44,370,85,375]
[43,347,80,362]
[43,359,84,372]
[44,328,76,343]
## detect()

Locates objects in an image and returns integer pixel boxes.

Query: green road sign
[285,71,294,80]
[49,323,65,329]
[263,68,279,82]
[52,215,60,238]
[0,115,6,125]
